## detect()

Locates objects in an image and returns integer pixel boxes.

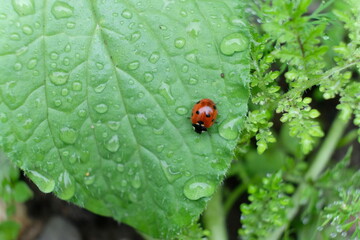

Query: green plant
[1,0,360,239]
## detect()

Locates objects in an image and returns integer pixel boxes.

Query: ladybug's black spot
[220,73,225,78]
[213,105,217,110]
[206,113,211,118]
[195,110,200,115]
[197,120,204,125]
[192,123,207,134]
[211,119,214,122]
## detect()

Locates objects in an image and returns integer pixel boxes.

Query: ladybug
[191,98,218,134]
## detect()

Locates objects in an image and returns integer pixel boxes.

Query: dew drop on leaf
[128,61,140,70]
[188,77,198,85]
[14,62,22,71]
[22,25,33,35]
[185,50,198,63]
[218,116,242,140]
[59,127,78,144]
[49,70,69,85]
[105,135,120,153]
[94,103,108,113]
[50,52,59,60]
[54,99,62,107]
[94,83,107,93]
[66,22,76,29]
[27,58,37,69]
[130,32,141,42]
[61,88,69,96]
[121,9,133,19]
[220,32,249,56]
[144,72,154,82]
[64,43,71,52]
[12,0,35,16]
[175,106,188,115]
[51,1,74,19]
[0,13,7,19]
[149,52,160,64]
[135,113,148,126]
[117,163,124,172]
[0,113,8,123]
[107,121,120,131]
[57,170,75,200]
[160,160,182,183]
[72,81,82,91]
[131,174,141,189]
[181,64,189,73]
[84,173,95,185]
[96,62,104,70]
[174,38,186,49]
[158,82,175,105]
[27,170,55,193]
[156,145,164,152]
[183,175,215,200]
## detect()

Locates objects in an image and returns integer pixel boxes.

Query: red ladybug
[191,98,218,134]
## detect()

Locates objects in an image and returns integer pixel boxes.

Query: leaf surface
[0,0,250,237]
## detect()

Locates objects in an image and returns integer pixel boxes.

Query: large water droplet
[135,113,148,126]
[105,135,120,152]
[12,0,35,16]
[220,32,249,56]
[27,170,55,193]
[174,37,186,49]
[159,82,175,105]
[94,103,108,113]
[218,116,242,140]
[149,52,160,64]
[121,9,132,19]
[183,175,215,200]
[131,174,141,189]
[51,1,74,19]
[10,33,21,41]
[160,161,182,183]
[57,171,75,200]
[49,70,69,85]
[128,61,140,70]
[59,127,77,144]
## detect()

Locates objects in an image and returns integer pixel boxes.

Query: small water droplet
[188,77,198,85]
[131,174,141,189]
[175,106,188,115]
[72,81,82,91]
[94,83,106,93]
[121,179,127,187]
[51,1,74,19]
[0,113,8,123]
[181,64,189,73]
[157,145,164,152]
[59,127,77,144]
[64,43,71,52]
[185,50,198,63]
[68,153,79,164]
[22,25,33,35]
[66,22,76,29]
[23,118,33,129]
[174,37,186,49]
[160,161,182,183]
[158,82,175,105]
[61,88,69,96]
[183,175,215,200]
[153,127,164,135]
[0,13,7,19]
[105,135,120,152]
[84,173,95,185]
[121,9,132,19]
[130,31,141,42]
[149,52,160,64]
[10,33,21,41]
[63,57,70,66]
[135,113,148,126]
[219,116,242,140]
[117,163,124,172]
[128,61,140,70]
[27,170,55,193]
[220,32,249,55]
[94,103,108,114]
[78,109,86,117]
[27,58,37,69]
[186,20,201,37]
[49,70,69,85]
[14,62,22,71]
[96,62,104,70]
[12,0,35,16]
[144,72,154,82]
[50,52,59,60]
[57,171,75,200]
[107,121,120,131]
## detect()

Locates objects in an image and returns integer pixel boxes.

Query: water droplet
[176,106,188,115]
[61,88,69,96]
[16,46,28,56]
[51,1,74,19]
[160,161,182,183]
[57,171,75,200]
[220,32,249,55]
[22,25,33,35]
[185,50,198,63]
[66,22,76,29]
[94,103,108,114]
[174,37,186,49]
[63,57,70,66]
[117,163,124,172]
[0,113,8,123]
[0,13,7,19]
[144,72,154,82]
[50,52,59,60]
[188,77,198,85]
[10,33,21,41]
[14,62,22,71]
[68,153,79,164]
[27,170,55,193]
[78,109,86,118]
[54,99,62,106]
[159,82,175,105]
[130,31,141,42]
[27,58,37,69]
[12,0,35,16]
[181,64,189,73]
[183,175,215,200]
[157,145,164,152]
[149,52,160,64]
[71,81,82,91]
[107,121,120,131]
[153,127,164,135]
[131,174,141,189]
[59,127,77,144]
[23,118,33,129]
[105,135,120,152]
[96,62,104,70]
[64,43,71,52]
[121,179,127,187]
[128,61,140,70]
[49,70,69,85]
[135,113,148,126]
[121,9,132,19]
[219,116,242,140]
[94,83,106,93]
[84,173,95,185]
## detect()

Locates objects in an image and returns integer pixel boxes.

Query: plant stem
[203,188,228,240]
[224,183,248,215]
[268,112,349,239]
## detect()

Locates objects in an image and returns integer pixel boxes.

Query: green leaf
[0,221,20,240]
[0,1,250,238]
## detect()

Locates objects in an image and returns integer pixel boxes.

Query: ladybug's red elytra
[191,98,218,134]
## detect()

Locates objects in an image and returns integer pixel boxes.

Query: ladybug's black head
[192,121,207,134]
